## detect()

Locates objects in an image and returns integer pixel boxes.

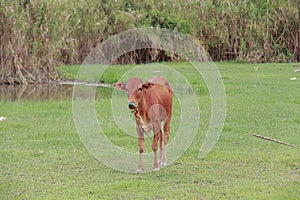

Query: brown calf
[114,76,172,173]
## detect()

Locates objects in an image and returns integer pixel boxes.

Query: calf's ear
[142,82,154,89]
[113,82,127,91]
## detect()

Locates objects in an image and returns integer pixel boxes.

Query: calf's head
[128,82,153,110]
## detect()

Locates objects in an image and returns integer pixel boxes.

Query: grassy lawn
[1,62,300,199]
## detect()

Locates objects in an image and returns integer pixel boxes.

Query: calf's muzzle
[128,101,136,110]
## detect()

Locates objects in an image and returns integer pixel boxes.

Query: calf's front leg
[137,126,144,174]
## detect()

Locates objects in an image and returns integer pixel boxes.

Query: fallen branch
[253,134,296,148]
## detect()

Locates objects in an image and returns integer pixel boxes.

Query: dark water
[0,81,205,102]
[0,83,74,101]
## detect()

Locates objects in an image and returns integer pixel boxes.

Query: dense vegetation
[0,0,299,84]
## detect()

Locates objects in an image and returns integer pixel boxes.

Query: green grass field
[1,62,300,199]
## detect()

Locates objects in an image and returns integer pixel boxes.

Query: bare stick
[253,134,296,148]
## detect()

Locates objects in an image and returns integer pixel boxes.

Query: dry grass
[0,0,299,84]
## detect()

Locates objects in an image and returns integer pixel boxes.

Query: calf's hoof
[160,161,167,167]
[154,167,160,172]
[136,168,143,174]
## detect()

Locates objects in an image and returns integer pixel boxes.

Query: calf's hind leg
[152,121,161,171]
[160,119,170,167]
[152,132,160,171]
[159,121,166,167]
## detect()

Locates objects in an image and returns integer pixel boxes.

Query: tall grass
[194,0,300,63]
[0,0,299,84]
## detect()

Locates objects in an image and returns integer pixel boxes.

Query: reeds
[194,0,300,63]
[0,0,299,84]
